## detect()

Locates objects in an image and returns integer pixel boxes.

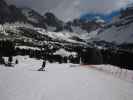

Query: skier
[8,56,13,66]
[38,60,46,71]
[15,59,19,64]
[42,60,46,70]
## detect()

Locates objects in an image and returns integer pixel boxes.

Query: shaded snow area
[0,56,133,100]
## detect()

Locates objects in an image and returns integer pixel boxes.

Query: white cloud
[6,0,133,21]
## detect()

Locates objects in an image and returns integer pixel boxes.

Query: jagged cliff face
[21,8,46,28]
[0,0,10,14]
[0,0,11,23]
[0,0,46,28]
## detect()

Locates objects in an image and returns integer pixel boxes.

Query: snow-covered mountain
[0,0,88,52]
[95,4,133,44]
[0,0,103,33]
[0,22,88,53]
[1,0,133,52]
[0,0,102,52]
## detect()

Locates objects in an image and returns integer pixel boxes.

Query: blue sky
[6,0,133,21]
[80,10,120,22]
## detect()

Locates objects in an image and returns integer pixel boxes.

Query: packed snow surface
[0,56,133,100]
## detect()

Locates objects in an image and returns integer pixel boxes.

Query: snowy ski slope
[0,56,133,100]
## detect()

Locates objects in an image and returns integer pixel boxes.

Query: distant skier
[15,59,19,64]
[42,60,46,70]
[8,56,13,66]
[38,60,46,71]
